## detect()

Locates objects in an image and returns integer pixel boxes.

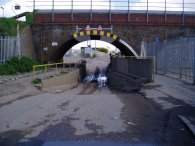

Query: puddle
[83,67,107,87]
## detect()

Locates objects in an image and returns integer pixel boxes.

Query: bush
[0,16,35,36]
[92,53,97,58]
[98,48,108,53]
[31,78,41,85]
[0,56,39,75]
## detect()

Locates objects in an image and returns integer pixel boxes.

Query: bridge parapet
[34,10,195,26]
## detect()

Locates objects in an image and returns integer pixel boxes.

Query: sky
[1,0,195,18]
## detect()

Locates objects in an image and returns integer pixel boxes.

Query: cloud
[1,0,31,17]
[26,0,111,10]
[2,0,195,18]
[131,0,195,12]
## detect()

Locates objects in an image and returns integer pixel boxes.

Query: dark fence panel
[110,57,154,83]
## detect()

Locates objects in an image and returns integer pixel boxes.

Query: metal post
[182,0,185,25]
[12,5,21,58]
[76,25,78,33]
[71,0,73,21]
[52,0,54,21]
[128,0,130,22]
[165,0,167,24]
[90,0,92,21]
[1,7,4,17]
[146,0,148,23]
[109,0,111,22]
[33,0,35,10]
[17,22,21,58]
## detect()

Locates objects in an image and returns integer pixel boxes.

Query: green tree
[0,18,17,36]
[0,12,35,36]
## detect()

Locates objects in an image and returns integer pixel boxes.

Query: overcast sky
[1,0,195,18]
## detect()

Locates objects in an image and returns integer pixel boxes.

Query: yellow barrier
[33,62,76,79]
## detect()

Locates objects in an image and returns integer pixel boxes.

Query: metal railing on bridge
[27,0,195,12]
[27,0,195,24]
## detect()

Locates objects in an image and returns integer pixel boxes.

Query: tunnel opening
[48,30,150,91]
[62,40,117,87]
[49,30,139,62]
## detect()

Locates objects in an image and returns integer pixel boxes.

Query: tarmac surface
[0,56,195,146]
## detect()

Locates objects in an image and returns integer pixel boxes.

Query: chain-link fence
[146,37,195,84]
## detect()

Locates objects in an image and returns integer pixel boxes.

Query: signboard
[52,42,58,46]
[43,47,48,51]
[86,25,91,31]
[97,25,103,31]
[155,37,160,43]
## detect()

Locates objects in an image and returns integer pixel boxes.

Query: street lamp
[12,4,21,58]
[0,6,4,17]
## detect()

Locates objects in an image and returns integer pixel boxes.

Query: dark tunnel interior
[49,35,136,62]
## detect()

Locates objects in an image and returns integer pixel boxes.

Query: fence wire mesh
[146,37,195,84]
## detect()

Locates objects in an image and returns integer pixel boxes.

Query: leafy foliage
[0,18,17,36]
[0,57,39,75]
[0,12,35,36]
[98,48,108,53]
[92,53,97,58]
[31,78,41,85]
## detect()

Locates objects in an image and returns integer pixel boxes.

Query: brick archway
[49,30,139,62]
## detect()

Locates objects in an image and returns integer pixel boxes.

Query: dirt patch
[58,101,71,110]
[0,82,25,97]
[0,93,41,108]
[0,130,25,139]
[78,83,98,95]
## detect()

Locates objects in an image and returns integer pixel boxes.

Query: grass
[0,56,39,75]
[31,78,41,85]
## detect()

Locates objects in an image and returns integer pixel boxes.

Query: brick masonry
[31,24,195,62]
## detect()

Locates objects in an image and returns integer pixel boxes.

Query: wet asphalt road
[0,83,194,146]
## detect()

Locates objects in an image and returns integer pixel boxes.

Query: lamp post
[12,5,21,58]
[0,6,4,17]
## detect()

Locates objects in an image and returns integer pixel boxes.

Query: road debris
[55,90,63,93]
[127,121,136,126]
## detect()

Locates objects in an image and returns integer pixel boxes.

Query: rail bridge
[27,0,195,62]
[32,10,195,62]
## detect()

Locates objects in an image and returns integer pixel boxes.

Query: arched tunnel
[49,30,139,62]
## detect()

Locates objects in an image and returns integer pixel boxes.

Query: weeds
[0,56,39,75]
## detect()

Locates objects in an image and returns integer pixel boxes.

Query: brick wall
[31,24,195,62]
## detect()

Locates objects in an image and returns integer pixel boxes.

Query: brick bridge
[31,10,195,62]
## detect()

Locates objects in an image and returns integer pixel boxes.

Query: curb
[178,115,195,136]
